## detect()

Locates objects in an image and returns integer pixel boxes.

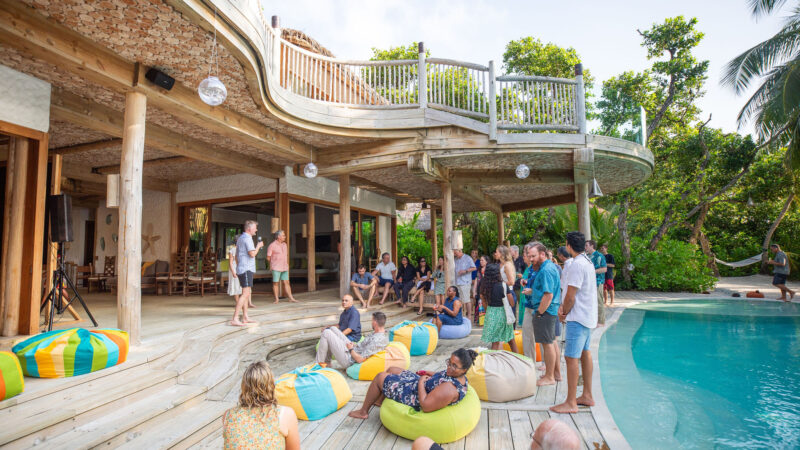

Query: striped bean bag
[503,329,542,361]
[0,351,24,401]
[389,321,438,356]
[466,349,537,402]
[12,328,129,378]
[276,363,352,421]
[346,342,410,381]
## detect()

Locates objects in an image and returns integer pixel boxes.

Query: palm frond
[748,0,789,17]
[722,21,800,94]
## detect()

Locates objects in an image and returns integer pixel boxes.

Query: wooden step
[188,428,223,449]
[1,366,177,447]
[32,384,207,449]
[115,399,233,450]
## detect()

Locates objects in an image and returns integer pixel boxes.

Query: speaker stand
[41,243,98,332]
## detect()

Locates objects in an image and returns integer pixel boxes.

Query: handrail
[237,0,585,137]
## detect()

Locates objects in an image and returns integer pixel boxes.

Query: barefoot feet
[550,401,578,414]
[348,410,370,420]
[576,394,595,407]
[537,376,556,386]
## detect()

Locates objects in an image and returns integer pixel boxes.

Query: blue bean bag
[430,317,472,339]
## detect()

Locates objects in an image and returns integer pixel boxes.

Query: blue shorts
[378,277,394,287]
[564,321,591,358]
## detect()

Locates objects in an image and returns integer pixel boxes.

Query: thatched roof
[282,28,334,57]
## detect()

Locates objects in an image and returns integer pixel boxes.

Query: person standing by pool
[523,242,561,386]
[552,231,597,414]
[600,244,616,306]
[232,220,263,326]
[454,248,476,319]
[768,243,795,301]
[268,230,298,304]
[585,240,606,325]
[519,243,534,327]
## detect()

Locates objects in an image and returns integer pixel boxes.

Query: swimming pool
[600,299,800,449]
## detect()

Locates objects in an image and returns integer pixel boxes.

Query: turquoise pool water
[600,299,800,449]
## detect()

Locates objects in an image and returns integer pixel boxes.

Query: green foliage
[628,238,717,292]
[396,212,431,263]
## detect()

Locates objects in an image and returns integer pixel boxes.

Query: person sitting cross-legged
[431,286,463,333]
[351,264,378,308]
[316,301,388,369]
[348,348,477,419]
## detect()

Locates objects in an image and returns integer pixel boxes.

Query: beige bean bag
[466,349,537,402]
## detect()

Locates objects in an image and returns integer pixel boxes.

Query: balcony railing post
[418,42,427,108]
[640,105,647,145]
[488,60,497,141]
[574,63,587,134]
[270,16,281,81]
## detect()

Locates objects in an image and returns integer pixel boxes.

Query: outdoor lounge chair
[88,256,115,292]
[185,249,218,296]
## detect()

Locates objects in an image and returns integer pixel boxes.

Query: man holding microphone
[232,220,263,326]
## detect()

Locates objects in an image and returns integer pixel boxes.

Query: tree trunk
[760,193,794,273]
[618,195,632,286]
[688,203,709,245]
[648,208,675,251]
[697,231,719,277]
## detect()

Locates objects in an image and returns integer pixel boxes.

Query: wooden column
[279,193,290,245]
[390,216,397,265]
[497,212,505,245]
[442,182,454,287]
[20,136,49,334]
[169,191,179,256]
[306,203,316,292]
[430,206,438,265]
[1,137,29,336]
[576,183,591,240]
[117,92,146,346]
[45,154,63,300]
[338,174,351,298]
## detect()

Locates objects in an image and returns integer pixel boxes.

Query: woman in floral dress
[348,348,478,419]
[480,263,517,351]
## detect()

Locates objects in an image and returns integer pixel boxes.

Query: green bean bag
[0,351,24,401]
[379,385,481,443]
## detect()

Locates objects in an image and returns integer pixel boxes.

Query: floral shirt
[383,369,468,411]
[223,405,283,449]
[348,332,389,365]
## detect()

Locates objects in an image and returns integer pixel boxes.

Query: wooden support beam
[0,1,312,163]
[576,184,591,240]
[449,169,573,186]
[93,156,193,175]
[349,174,423,202]
[1,137,28,336]
[169,192,179,256]
[497,213,505,245]
[61,178,108,196]
[318,154,407,177]
[454,184,502,216]
[442,182,454,288]
[117,92,146,346]
[390,216,397,265]
[307,203,316,292]
[573,147,594,184]
[408,153,449,183]
[501,193,576,213]
[62,162,174,193]
[52,138,122,155]
[51,89,284,179]
[430,205,438,266]
[339,174,351,298]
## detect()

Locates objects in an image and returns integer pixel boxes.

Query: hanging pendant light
[589,178,603,198]
[304,162,318,178]
[515,163,530,179]
[199,7,227,106]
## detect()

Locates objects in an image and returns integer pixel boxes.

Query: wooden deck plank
[369,425,399,450]
[571,411,606,450]
[508,410,534,450]
[464,409,489,450]
[322,402,370,449]
[344,406,384,450]
[528,410,550,429]
[391,435,413,450]
[301,403,357,449]
[441,437,466,450]
[550,413,588,450]
[488,409,513,450]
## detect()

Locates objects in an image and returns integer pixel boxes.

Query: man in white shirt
[372,252,397,305]
[551,231,597,414]
[453,248,476,319]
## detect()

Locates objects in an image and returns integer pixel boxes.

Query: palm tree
[723,0,800,170]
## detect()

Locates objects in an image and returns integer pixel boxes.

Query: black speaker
[48,194,73,243]
[144,68,175,91]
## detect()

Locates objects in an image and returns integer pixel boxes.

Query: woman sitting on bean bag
[223,361,300,449]
[431,286,463,334]
[348,348,478,419]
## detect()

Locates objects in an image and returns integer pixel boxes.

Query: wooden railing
[256,7,586,137]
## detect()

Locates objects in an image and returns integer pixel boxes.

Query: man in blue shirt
[522,242,562,386]
[585,240,607,325]
[350,264,377,308]
[317,294,362,368]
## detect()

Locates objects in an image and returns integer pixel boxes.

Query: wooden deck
[0,288,614,449]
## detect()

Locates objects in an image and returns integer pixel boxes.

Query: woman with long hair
[410,256,432,312]
[393,256,416,307]
[473,255,489,321]
[480,263,518,351]
[426,256,446,314]
[223,361,300,449]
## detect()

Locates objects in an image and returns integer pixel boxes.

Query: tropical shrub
[629,238,716,292]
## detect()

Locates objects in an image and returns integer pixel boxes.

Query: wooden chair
[88,256,115,292]
[186,249,218,296]
[157,251,189,296]
[75,264,93,288]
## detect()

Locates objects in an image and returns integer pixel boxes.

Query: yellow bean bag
[0,351,24,401]
[275,363,352,421]
[389,321,438,356]
[379,384,481,443]
[502,329,542,361]
[346,342,410,381]
[466,349,537,402]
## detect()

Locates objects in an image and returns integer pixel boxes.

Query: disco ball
[515,163,530,179]
[303,162,318,178]
[198,76,227,106]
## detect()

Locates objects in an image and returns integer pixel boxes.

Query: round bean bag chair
[502,329,542,362]
[12,328,129,378]
[389,321,438,356]
[431,316,472,339]
[276,363,352,421]
[379,385,481,443]
[346,342,410,381]
[466,349,536,402]
[0,351,24,401]
[315,335,364,361]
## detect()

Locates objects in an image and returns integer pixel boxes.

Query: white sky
[264,0,790,136]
